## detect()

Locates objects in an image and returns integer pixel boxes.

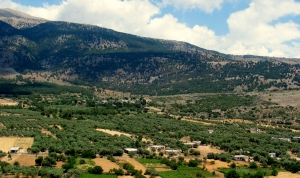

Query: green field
[219,167,274,177]
[159,171,192,178]
[81,174,117,178]
[178,166,218,178]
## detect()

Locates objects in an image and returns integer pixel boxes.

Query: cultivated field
[0,137,33,152]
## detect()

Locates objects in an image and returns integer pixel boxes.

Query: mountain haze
[1,9,300,95]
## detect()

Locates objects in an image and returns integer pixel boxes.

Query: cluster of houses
[124,145,181,156]
[232,153,276,162]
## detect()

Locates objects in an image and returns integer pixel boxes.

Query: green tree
[226,170,240,178]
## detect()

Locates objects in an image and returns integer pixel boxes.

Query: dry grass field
[11,155,36,166]
[267,172,300,178]
[0,98,18,106]
[96,129,152,143]
[93,158,120,173]
[0,137,33,153]
[260,90,300,107]
[195,145,225,157]
[41,129,57,139]
[96,129,132,138]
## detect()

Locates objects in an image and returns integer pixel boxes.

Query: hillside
[1,9,300,95]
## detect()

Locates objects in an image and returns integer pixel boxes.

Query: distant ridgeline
[1,13,300,95]
[0,78,93,96]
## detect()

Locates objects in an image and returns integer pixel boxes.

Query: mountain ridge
[1,9,300,95]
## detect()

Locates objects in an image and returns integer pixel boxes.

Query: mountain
[0,8,47,29]
[1,9,300,95]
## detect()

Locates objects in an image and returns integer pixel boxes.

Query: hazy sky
[1,0,300,58]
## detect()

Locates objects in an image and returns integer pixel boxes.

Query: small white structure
[10,146,19,154]
[232,155,251,162]
[183,141,201,146]
[250,128,261,132]
[124,148,138,153]
[269,153,276,158]
[271,137,291,142]
[292,137,300,141]
[148,145,165,151]
[206,130,214,134]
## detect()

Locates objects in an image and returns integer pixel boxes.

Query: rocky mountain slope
[0,8,47,29]
[1,9,300,95]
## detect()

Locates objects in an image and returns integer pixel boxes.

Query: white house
[269,153,276,158]
[232,155,253,162]
[10,146,19,154]
[124,148,138,153]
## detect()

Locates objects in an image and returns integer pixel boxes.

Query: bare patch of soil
[55,161,64,168]
[204,159,229,178]
[260,90,300,107]
[0,99,18,106]
[41,129,57,139]
[12,155,36,166]
[195,145,225,157]
[155,167,172,172]
[180,136,191,142]
[93,158,120,173]
[49,125,63,130]
[268,172,300,178]
[96,129,152,143]
[96,129,132,138]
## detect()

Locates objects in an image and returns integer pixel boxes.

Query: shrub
[79,159,86,164]
[88,166,103,174]
[188,159,199,167]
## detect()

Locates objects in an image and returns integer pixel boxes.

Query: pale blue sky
[2,0,300,58]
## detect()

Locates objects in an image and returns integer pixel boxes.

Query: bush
[35,156,43,166]
[249,162,258,169]
[230,163,236,168]
[188,159,199,167]
[110,168,124,175]
[226,170,240,178]
[145,168,159,176]
[88,166,103,174]
[82,150,96,159]
[271,169,278,176]
[79,159,86,164]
